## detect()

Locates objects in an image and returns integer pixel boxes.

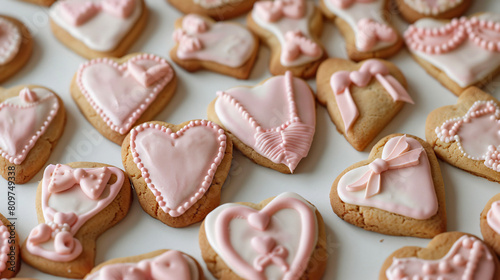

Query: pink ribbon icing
[252,236,289,272]
[357,18,397,52]
[346,135,423,198]
[85,250,193,280]
[386,236,495,280]
[329,0,376,9]
[283,30,321,63]
[59,0,136,26]
[26,164,124,262]
[487,201,500,235]
[0,222,9,273]
[330,59,414,133]
[254,0,306,22]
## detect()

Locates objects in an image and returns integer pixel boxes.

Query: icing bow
[59,0,135,26]
[347,135,423,198]
[252,236,289,272]
[254,0,305,22]
[283,30,321,62]
[357,19,397,52]
[330,59,414,132]
[329,0,376,9]
[173,30,204,54]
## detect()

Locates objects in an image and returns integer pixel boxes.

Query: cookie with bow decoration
[84,249,204,280]
[481,193,500,256]
[49,0,148,59]
[0,86,66,184]
[317,58,414,151]
[426,87,500,182]
[122,120,232,228]
[21,162,132,278]
[0,213,20,278]
[0,15,33,84]
[396,0,472,23]
[167,0,257,21]
[331,134,446,238]
[246,0,327,79]
[171,14,259,79]
[208,71,316,174]
[71,53,177,145]
[200,192,328,280]
[319,0,403,61]
[405,13,500,96]
[379,232,500,280]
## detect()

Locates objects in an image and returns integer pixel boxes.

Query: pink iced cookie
[0,16,33,83]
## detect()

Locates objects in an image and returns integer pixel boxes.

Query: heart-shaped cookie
[0,86,65,184]
[170,14,258,79]
[208,71,315,174]
[247,0,327,78]
[0,213,19,278]
[379,232,500,280]
[21,162,132,278]
[0,15,33,83]
[71,53,176,145]
[84,249,203,280]
[481,193,500,256]
[200,192,328,280]
[317,58,413,151]
[425,87,500,182]
[167,0,257,21]
[49,0,148,59]
[331,134,446,238]
[404,13,500,96]
[122,120,232,228]
[396,0,472,23]
[320,0,403,61]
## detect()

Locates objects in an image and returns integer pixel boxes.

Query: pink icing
[214,71,315,173]
[77,54,174,135]
[26,164,124,262]
[0,221,9,272]
[129,120,226,217]
[0,17,22,65]
[405,17,500,54]
[172,14,255,68]
[487,201,500,235]
[254,0,306,22]
[338,136,439,220]
[485,145,500,171]
[330,59,413,133]
[386,236,495,280]
[283,30,321,63]
[59,0,136,26]
[356,18,397,52]
[101,0,135,18]
[85,250,193,280]
[0,88,59,165]
[214,196,316,280]
[329,0,376,9]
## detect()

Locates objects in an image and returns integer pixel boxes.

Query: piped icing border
[404,0,464,16]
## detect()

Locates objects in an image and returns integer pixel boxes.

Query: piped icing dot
[404,0,464,16]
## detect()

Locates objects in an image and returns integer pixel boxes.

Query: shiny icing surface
[0,17,21,65]
[193,0,243,9]
[404,0,463,15]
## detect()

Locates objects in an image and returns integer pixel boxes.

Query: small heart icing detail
[77,54,174,135]
[130,120,226,217]
[0,17,22,65]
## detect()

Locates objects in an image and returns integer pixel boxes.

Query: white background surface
[1,0,500,279]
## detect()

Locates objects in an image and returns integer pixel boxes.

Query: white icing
[324,0,395,51]
[411,14,500,88]
[404,0,463,15]
[50,0,142,52]
[193,0,243,9]
[251,1,323,67]
[47,184,110,215]
[0,17,22,65]
[204,192,318,280]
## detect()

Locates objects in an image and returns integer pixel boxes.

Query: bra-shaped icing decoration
[86,250,193,280]
[254,0,306,22]
[205,193,317,280]
[77,54,173,135]
[386,236,495,280]
[404,0,464,16]
[0,17,22,65]
[487,201,500,235]
[172,14,255,68]
[129,120,226,217]
[283,30,321,63]
[0,223,9,272]
[330,59,413,132]
[0,88,59,165]
[329,0,376,9]
[59,0,135,26]
[338,135,438,219]
[357,18,397,52]
[26,164,124,262]
[215,71,315,173]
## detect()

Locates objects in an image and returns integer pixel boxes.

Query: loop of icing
[0,17,22,65]
[0,222,10,272]
[283,30,321,63]
[404,0,464,16]
[254,0,305,22]
[356,18,397,52]
[59,0,135,26]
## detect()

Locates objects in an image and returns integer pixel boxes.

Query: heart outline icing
[130,120,227,217]
[77,54,174,135]
[0,17,22,66]
[204,192,318,280]
[337,135,439,220]
[386,235,495,280]
[214,71,315,173]
[0,221,9,273]
[0,88,60,165]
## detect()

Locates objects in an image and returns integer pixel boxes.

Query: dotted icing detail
[404,0,463,16]
[0,17,21,65]
[0,223,10,272]
[129,120,227,217]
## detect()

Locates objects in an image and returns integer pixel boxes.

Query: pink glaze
[487,201,500,235]
[485,146,500,172]
[101,0,135,18]
[386,236,495,280]
[86,250,193,280]
[330,59,413,133]
[329,0,376,9]
[77,54,174,135]
[214,71,315,173]
[129,120,226,217]
[283,30,321,63]
[254,0,306,22]
[0,17,22,65]
[59,0,136,26]
[26,164,124,262]
[0,88,59,165]
[357,18,397,52]
[0,221,9,272]
[214,196,316,280]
